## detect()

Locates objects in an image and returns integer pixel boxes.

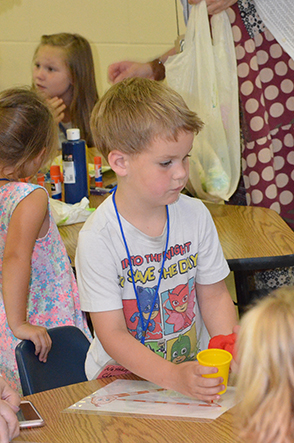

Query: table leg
[233,270,251,316]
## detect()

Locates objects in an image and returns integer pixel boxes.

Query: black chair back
[15,326,91,396]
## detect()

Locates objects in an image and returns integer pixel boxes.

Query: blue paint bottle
[62,128,88,204]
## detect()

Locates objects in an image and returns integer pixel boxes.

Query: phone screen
[17,401,44,428]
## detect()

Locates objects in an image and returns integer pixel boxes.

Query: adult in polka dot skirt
[227,0,294,229]
[225,0,294,296]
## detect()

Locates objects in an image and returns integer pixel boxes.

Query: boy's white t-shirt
[76,193,230,380]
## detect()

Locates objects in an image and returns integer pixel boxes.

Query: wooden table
[205,202,294,309]
[59,169,113,268]
[205,202,294,268]
[13,377,242,443]
[59,169,294,311]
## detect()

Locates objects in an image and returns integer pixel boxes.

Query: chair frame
[15,325,91,396]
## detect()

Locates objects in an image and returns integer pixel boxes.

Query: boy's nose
[174,163,188,181]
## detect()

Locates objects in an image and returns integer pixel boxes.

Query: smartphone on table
[17,400,45,428]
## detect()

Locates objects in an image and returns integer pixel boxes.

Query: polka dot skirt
[228,3,294,229]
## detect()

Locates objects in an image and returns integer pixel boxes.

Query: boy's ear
[108,150,128,176]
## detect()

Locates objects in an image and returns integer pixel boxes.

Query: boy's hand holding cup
[197,349,232,395]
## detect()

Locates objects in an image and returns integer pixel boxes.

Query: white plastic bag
[165,1,240,202]
[50,197,94,226]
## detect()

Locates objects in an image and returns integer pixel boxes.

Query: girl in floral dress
[0,87,92,393]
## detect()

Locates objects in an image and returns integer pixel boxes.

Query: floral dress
[0,182,92,393]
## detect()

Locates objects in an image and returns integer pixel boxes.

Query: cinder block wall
[0,0,185,95]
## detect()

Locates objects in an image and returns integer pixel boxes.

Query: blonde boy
[76,78,237,401]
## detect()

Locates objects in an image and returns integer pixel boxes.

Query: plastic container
[62,128,88,204]
[197,348,232,395]
[37,172,45,187]
[94,156,103,188]
[50,165,62,200]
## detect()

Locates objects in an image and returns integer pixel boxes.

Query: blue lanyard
[112,189,170,344]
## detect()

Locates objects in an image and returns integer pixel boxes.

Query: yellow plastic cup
[197,348,232,395]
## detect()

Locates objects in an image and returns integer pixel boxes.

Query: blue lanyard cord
[112,189,170,344]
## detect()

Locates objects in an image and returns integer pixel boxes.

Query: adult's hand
[188,0,238,14]
[0,378,20,411]
[108,61,154,84]
[0,378,20,442]
[0,401,20,443]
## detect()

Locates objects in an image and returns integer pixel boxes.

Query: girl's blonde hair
[0,87,57,178]
[236,286,294,443]
[90,77,203,160]
[33,33,98,147]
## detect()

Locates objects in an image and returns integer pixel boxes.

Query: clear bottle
[62,128,88,204]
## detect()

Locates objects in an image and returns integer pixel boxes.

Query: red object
[94,156,103,188]
[97,364,131,379]
[50,165,62,200]
[37,172,45,187]
[208,333,237,359]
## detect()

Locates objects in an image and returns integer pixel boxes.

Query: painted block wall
[0,0,185,95]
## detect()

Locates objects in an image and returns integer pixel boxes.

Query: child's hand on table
[171,360,224,401]
[12,322,52,362]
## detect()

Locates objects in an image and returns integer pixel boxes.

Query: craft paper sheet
[66,380,237,420]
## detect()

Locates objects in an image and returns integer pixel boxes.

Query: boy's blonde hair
[90,77,203,160]
[0,87,57,178]
[33,33,98,147]
[236,286,294,443]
